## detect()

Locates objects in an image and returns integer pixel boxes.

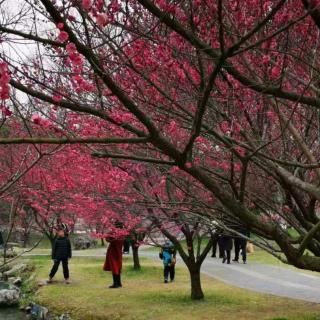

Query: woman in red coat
[103,239,124,288]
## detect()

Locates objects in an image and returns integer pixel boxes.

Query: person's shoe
[170,278,175,282]
[109,284,120,288]
[47,278,53,284]
[211,254,216,258]
[232,259,239,263]
[222,257,226,263]
[164,279,168,283]
[243,261,247,264]
[227,260,231,264]
[64,279,70,284]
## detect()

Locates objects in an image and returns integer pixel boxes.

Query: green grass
[22,256,320,320]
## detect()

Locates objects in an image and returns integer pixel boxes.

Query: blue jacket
[159,245,176,266]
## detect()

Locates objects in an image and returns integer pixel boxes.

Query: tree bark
[188,265,204,300]
[132,244,141,270]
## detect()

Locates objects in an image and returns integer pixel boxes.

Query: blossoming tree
[1,0,320,289]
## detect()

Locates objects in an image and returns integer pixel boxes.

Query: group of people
[47,225,124,288]
[211,227,250,264]
[47,226,177,288]
[46,223,249,288]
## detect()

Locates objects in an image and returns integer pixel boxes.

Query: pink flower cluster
[82,0,92,11]
[0,106,12,117]
[0,62,10,100]
[31,114,53,129]
[66,43,84,72]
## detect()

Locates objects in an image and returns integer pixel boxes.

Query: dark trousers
[123,240,130,253]
[112,273,122,286]
[212,238,224,258]
[49,259,69,279]
[223,250,231,263]
[164,265,175,281]
[234,239,247,262]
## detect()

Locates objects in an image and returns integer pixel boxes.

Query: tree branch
[0,136,150,145]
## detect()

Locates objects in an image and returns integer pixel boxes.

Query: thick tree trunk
[188,265,204,300]
[132,245,141,270]
[22,231,30,248]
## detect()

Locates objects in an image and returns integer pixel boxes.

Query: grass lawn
[23,256,320,320]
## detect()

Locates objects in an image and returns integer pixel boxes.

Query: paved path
[139,251,320,303]
[25,248,320,303]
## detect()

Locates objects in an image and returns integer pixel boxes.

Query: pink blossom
[267,111,276,121]
[57,31,69,43]
[52,94,62,103]
[109,0,121,13]
[262,55,270,65]
[57,22,64,30]
[66,43,77,54]
[270,65,281,80]
[31,114,42,125]
[1,106,12,117]
[220,121,230,134]
[170,166,180,174]
[82,0,92,10]
[0,62,10,100]
[185,162,192,169]
[96,13,108,27]
[68,15,76,21]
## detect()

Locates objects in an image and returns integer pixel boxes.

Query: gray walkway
[25,248,320,303]
[139,251,320,303]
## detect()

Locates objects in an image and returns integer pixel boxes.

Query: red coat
[103,239,124,275]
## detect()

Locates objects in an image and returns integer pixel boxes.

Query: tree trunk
[132,245,141,270]
[188,266,204,300]
[22,231,30,248]
[101,238,105,246]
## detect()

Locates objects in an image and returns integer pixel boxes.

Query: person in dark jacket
[211,231,223,258]
[219,233,233,264]
[48,229,72,284]
[233,226,250,264]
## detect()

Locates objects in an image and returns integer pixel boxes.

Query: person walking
[211,231,223,258]
[48,228,72,284]
[233,226,250,264]
[159,241,176,283]
[103,238,124,288]
[219,233,233,264]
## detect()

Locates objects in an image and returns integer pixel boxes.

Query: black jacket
[233,226,250,245]
[52,237,72,260]
[219,235,233,251]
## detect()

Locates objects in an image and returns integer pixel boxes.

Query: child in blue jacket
[159,241,176,283]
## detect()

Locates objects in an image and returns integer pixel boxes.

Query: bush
[73,235,97,250]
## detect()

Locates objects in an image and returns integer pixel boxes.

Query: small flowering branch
[0,137,150,145]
